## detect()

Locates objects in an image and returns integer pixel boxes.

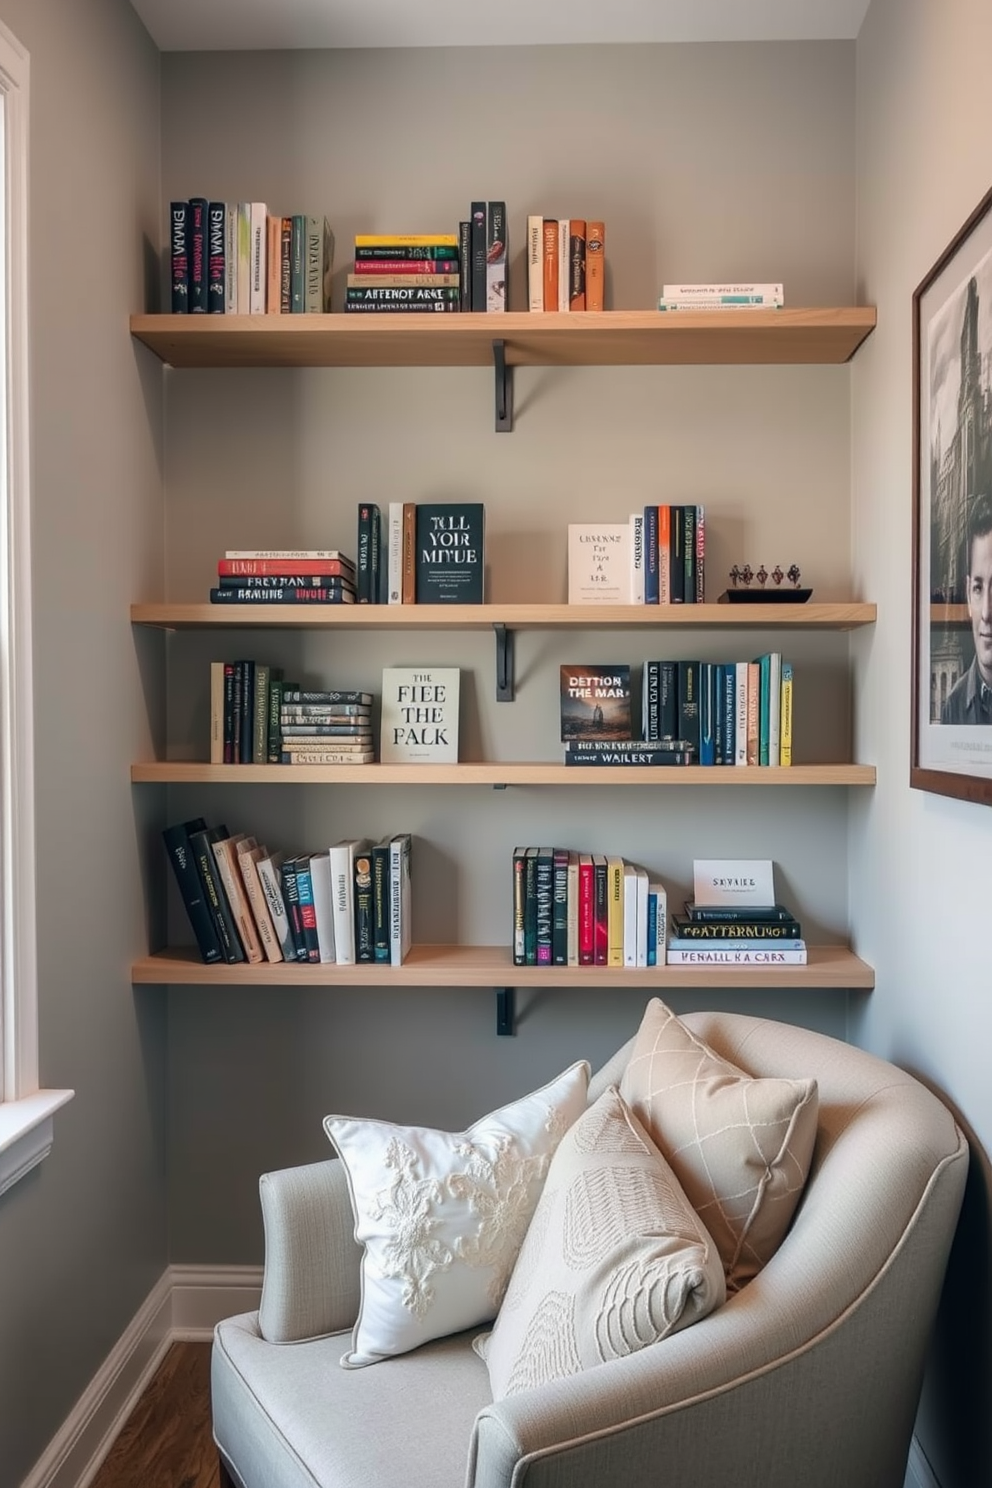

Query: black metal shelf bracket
[494,623,514,701]
[495,987,515,1036]
[493,340,513,432]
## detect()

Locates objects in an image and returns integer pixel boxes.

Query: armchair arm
[257,1157,362,1344]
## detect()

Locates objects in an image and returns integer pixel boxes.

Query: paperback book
[380,667,460,763]
[567,524,631,604]
[560,666,632,742]
[415,504,485,603]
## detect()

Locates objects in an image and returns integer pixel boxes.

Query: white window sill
[0,1089,74,1195]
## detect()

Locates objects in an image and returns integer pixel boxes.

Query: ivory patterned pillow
[619,998,818,1290]
[323,1060,590,1367]
[476,1085,725,1399]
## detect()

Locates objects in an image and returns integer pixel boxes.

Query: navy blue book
[207,201,226,313]
[188,197,208,313]
[162,817,223,963]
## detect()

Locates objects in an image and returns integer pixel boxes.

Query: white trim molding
[21,1264,263,1488]
[0,20,74,1183]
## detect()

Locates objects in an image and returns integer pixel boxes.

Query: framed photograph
[912,184,992,803]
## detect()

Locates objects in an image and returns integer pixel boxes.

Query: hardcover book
[162,817,222,963]
[585,222,605,311]
[188,198,208,313]
[170,201,189,313]
[380,667,460,763]
[560,666,632,742]
[388,832,412,967]
[567,524,632,604]
[208,201,226,313]
[486,201,507,312]
[414,503,485,604]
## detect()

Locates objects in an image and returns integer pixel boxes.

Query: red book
[592,854,609,966]
[217,558,354,578]
[578,853,595,966]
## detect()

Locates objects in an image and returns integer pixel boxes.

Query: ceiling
[128,0,872,53]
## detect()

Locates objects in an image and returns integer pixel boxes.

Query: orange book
[746,661,761,766]
[658,505,671,604]
[266,214,282,313]
[542,219,559,311]
[586,221,605,311]
[568,219,586,311]
[401,502,416,604]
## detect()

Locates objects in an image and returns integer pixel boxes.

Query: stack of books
[512,847,667,968]
[163,819,412,966]
[642,655,793,766]
[667,898,806,966]
[525,217,605,311]
[345,233,462,314]
[567,509,705,606]
[209,549,357,606]
[279,689,374,765]
[657,282,784,312]
[170,201,334,314]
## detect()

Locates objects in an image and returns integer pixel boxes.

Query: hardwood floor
[89,1341,220,1488]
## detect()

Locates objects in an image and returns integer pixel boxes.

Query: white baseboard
[22,1264,262,1488]
[905,1436,941,1488]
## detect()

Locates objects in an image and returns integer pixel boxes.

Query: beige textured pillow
[619,998,818,1291]
[476,1085,725,1399]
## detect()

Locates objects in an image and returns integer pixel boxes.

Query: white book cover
[567,524,632,604]
[566,850,580,966]
[224,203,238,313]
[635,866,649,967]
[693,858,776,908]
[558,219,569,312]
[648,881,667,965]
[629,512,645,604]
[623,862,638,967]
[389,833,412,966]
[328,838,369,965]
[387,501,403,605]
[768,651,782,766]
[380,667,459,763]
[527,214,544,312]
[250,201,267,314]
[309,850,337,963]
[735,661,749,766]
[236,202,252,314]
[256,852,294,961]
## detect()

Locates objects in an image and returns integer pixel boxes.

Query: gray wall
[158,42,863,1261]
[0,0,165,1482]
[852,1,992,1483]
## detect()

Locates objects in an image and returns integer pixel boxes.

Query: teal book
[756,653,772,766]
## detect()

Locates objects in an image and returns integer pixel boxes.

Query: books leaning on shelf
[641,654,793,766]
[211,548,357,604]
[163,819,413,965]
[347,233,462,313]
[512,846,666,969]
[657,282,784,312]
[526,217,605,312]
[170,203,333,315]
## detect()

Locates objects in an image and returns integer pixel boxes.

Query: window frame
[0,19,72,1196]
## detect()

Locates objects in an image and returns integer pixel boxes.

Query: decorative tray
[718,588,812,604]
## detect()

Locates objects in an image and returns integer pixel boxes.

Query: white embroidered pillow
[619,998,818,1291]
[476,1085,725,1399]
[323,1060,590,1368]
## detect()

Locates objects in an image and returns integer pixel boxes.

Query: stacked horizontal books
[345,234,462,314]
[567,509,705,606]
[357,500,485,605]
[512,847,667,969]
[667,899,806,966]
[642,654,793,766]
[209,549,357,605]
[525,216,605,312]
[279,689,375,765]
[169,200,334,314]
[163,818,412,966]
[657,282,784,312]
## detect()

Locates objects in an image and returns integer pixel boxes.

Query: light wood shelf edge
[130,601,877,630]
[131,761,876,786]
[132,943,874,990]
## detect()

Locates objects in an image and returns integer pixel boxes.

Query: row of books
[170,201,334,315]
[209,670,375,766]
[666,896,807,965]
[567,510,706,606]
[164,818,412,967]
[513,848,667,969]
[359,501,485,605]
[642,655,794,767]
[526,217,605,312]
[209,549,357,605]
[656,282,785,312]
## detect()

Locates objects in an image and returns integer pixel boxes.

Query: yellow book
[607,856,625,967]
[780,662,793,766]
[354,234,458,247]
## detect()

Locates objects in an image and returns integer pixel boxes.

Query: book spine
[222,663,236,764]
[606,858,624,967]
[188,197,208,313]
[593,857,608,966]
[563,749,694,765]
[746,660,760,765]
[162,821,224,963]
[512,847,527,966]
[659,660,678,739]
[280,750,374,765]
[342,301,461,314]
[699,661,716,766]
[305,215,324,312]
[289,215,305,312]
[646,887,658,967]
[713,662,726,766]
[329,846,356,965]
[657,504,671,604]
[213,838,265,963]
[666,948,808,965]
[216,573,353,589]
[568,219,586,311]
[281,690,373,704]
[458,219,472,311]
[293,857,321,963]
[345,285,460,304]
[354,245,460,261]
[671,921,802,939]
[256,856,295,962]
[210,587,355,604]
[542,219,558,311]
[486,200,507,312]
[558,220,569,311]
[470,201,487,312]
[527,214,544,312]
[695,504,706,601]
[225,204,238,313]
[249,203,267,315]
[642,660,660,741]
[585,222,604,311]
[279,216,292,312]
[662,282,784,300]
[356,503,378,604]
[309,852,336,963]
[682,505,696,604]
[622,864,637,968]
[218,558,354,577]
[552,848,569,966]
[207,201,226,313]
[252,664,270,764]
[209,661,225,765]
[566,851,580,967]
[236,202,251,314]
[387,501,403,605]
[685,902,797,923]
[678,660,700,756]
[669,937,806,951]
[355,234,459,247]
[388,834,411,967]
[735,661,749,765]
[669,505,685,603]
[780,661,794,766]
[535,848,553,965]
[353,846,375,962]
[578,857,594,966]
[757,652,771,766]
[346,273,460,288]
[353,259,459,277]
[266,213,282,313]
[170,201,190,312]
[629,512,645,605]
[768,651,782,766]
[721,663,736,766]
[239,848,283,963]
[188,829,244,963]
[643,505,659,604]
[372,843,391,962]
[401,502,416,603]
[657,296,783,309]
[280,858,308,961]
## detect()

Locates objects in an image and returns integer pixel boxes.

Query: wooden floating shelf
[131,601,876,630]
[129,307,876,370]
[132,943,874,990]
[131,760,875,786]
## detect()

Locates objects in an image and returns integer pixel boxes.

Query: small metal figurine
[728,563,804,590]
